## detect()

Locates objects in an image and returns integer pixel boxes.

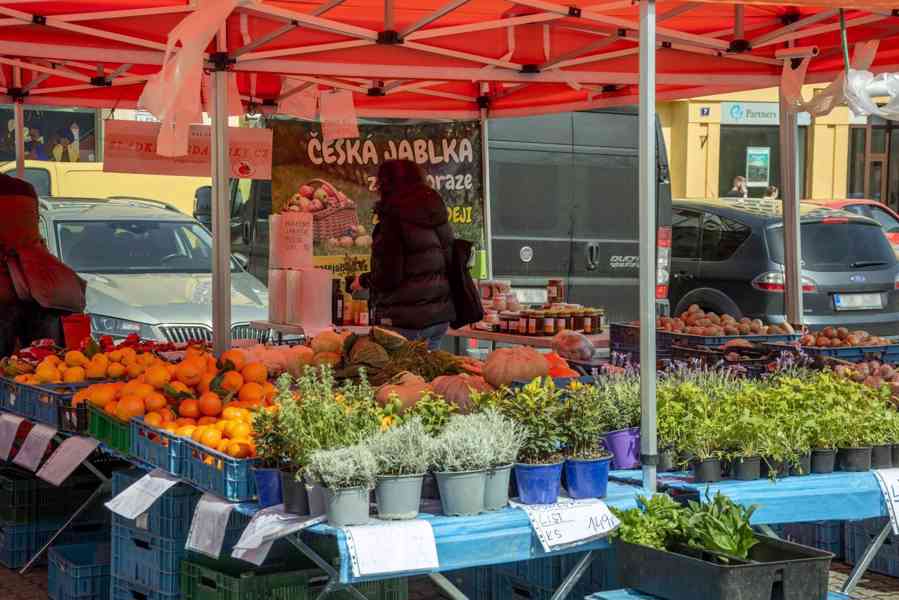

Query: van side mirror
[194,186,212,220]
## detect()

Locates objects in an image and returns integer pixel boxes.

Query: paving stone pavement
[5,563,899,599]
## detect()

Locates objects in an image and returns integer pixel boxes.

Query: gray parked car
[37,197,270,343]
[669,198,899,335]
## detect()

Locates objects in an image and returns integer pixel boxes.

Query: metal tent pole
[211,36,232,355]
[779,96,803,326]
[638,0,657,494]
[13,66,24,179]
[480,81,494,279]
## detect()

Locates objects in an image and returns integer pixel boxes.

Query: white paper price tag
[13,423,57,471]
[873,468,899,534]
[186,493,236,559]
[0,413,24,461]
[37,436,100,486]
[105,468,180,519]
[516,499,620,552]
[344,520,439,577]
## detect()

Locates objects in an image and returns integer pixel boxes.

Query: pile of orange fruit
[76,347,277,459]
[15,348,161,385]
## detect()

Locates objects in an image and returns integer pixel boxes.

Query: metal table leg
[842,520,892,596]
[550,551,595,600]
[286,535,370,600]
[430,573,470,600]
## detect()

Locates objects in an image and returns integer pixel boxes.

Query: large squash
[483,347,550,388]
[311,331,344,355]
[311,352,341,368]
[285,345,315,377]
[375,372,432,412]
[431,374,492,413]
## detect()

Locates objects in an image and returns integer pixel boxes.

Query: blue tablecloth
[303,481,641,584]
[610,469,888,525]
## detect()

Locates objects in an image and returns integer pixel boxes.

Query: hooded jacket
[362,182,456,330]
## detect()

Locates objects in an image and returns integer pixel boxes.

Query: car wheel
[674,292,743,320]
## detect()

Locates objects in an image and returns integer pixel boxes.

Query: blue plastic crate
[111,522,184,595]
[767,342,889,362]
[782,521,844,560]
[665,332,800,349]
[182,437,258,502]
[49,543,111,600]
[111,576,180,600]
[883,345,899,364]
[444,567,500,600]
[493,550,618,597]
[130,418,186,476]
[609,323,672,362]
[0,520,109,569]
[845,517,899,577]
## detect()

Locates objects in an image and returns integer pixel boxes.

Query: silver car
[38,197,270,343]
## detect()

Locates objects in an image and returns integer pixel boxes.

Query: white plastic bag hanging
[320,90,359,142]
[278,77,318,120]
[138,0,239,156]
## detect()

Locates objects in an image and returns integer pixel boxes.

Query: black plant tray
[617,534,833,600]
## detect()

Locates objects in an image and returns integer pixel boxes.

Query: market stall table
[609,469,890,596]
[447,326,609,355]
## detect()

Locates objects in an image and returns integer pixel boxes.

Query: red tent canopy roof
[2,1,898,117]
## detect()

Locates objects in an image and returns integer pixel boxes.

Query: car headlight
[89,315,156,339]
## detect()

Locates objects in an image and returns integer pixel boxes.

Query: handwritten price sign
[519,499,620,552]
[873,468,899,534]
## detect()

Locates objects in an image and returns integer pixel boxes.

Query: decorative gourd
[371,327,408,353]
[349,338,390,370]
[375,372,432,411]
[548,366,580,378]
[483,347,550,388]
[431,374,493,413]
[311,352,341,368]
[311,331,344,355]
[286,345,315,377]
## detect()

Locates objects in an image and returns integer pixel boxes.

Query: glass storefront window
[0,106,99,163]
[848,127,867,198]
[719,125,807,198]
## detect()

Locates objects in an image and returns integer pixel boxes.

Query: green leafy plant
[306,444,378,490]
[455,409,525,467]
[682,491,758,560]
[598,374,641,431]
[404,392,457,435]
[611,494,685,550]
[561,382,612,459]
[431,414,495,472]
[491,378,564,464]
[252,404,290,469]
[368,418,433,477]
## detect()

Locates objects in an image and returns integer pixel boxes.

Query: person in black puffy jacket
[352,159,456,349]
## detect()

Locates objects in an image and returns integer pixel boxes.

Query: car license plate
[834,293,883,311]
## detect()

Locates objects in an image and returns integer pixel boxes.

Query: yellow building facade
[659,85,871,203]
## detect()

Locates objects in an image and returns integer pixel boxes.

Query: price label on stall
[873,469,899,534]
[515,498,620,552]
[37,436,100,486]
[344,520,439,577]
[13,423,56,471]
[0,413,24,461]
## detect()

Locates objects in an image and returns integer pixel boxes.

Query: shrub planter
[323,487,370,526]
[658,450,676,473]
[761,458,790,479]
[790,452,812,476]
[872,445,893,469]
[837,447,872,472]
[811,449,836,474]
[604,427,640,469]
[692,458,721,483]
[484,464,513,511]
[253,468,283,509]
[435,470,487,516]
[617,535,833,600]
[564,456,612,499]
[375,474,424,520]
[281,471,309,515]
[305,479,327,517]
[732,456,761,481]
[514,462,563,505]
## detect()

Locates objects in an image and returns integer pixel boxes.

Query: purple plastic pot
[605,427,641,470]
[514,462,563,505]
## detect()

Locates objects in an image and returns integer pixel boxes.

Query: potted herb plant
[725,409,764,481]
[471,409,525,511]
[494,378,566,505]
[809,403,842,474]
[677,383,724,483]
[431,414,494,516]
[368,418,433,520]
[599,374,641,470]
[657,382,687,472]
[251,402,288,510]
[306,444,377,527]
[561,383,614,498]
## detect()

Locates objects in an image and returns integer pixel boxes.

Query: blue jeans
[390,322,450,350]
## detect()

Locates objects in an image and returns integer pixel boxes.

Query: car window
[844,204,870,218]
[870,206,899,232]
[767,221,896,272]
[6,168,51,196]
[701,214,751,261]
[56,220,238,273]
[671,208,701,260]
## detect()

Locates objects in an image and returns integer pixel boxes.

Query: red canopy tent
[2,0,896,501]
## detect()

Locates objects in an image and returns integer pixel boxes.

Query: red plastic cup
[61,313,92,350]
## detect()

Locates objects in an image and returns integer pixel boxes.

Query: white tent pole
[638,0,657,494]
[13,66,24,179]
[479,82,493,279]
[211,33,232,355]
[780,93,803,326]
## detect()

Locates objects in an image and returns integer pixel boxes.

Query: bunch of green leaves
[431,414,494,472]
[367,418,434,476]
[682,491,758,561]
[598,373,641,431]
[252,402,290,469]
[404,392,457,436]
[491,378,564,463]
[611,494,686,550]
[656,380,688,452]
[560,382,612,459]
[675,383,726,461]
[306,444,378,490]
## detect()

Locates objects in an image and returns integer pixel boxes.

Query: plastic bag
[551,330,595,362]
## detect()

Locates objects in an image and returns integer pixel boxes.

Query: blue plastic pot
[253,468,283,508]
[564,456,612,499]
[514,462,563,505]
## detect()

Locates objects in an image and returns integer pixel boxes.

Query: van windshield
[767,221,896,272]
[56,220,239,273]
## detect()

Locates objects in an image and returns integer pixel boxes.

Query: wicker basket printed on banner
[303,178,360,242]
